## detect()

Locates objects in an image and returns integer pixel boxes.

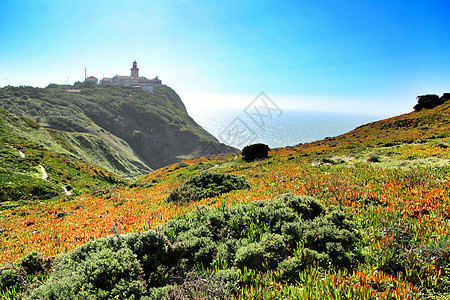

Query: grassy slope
[0,109,126,205]
[1,101,450,298]
[0,84,236,177]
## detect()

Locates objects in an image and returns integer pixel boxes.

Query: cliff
[0,84,237,179]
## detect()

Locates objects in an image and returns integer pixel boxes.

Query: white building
[100,61,163,92]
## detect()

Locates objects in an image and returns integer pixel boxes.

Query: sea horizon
[191,108,390,149]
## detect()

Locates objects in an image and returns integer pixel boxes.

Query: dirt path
[199,164,219,173]
[18,148,72,196]
[199,155,239,173]
[39,164,48,181]
[39,164,72,196]
[61,186,72,196]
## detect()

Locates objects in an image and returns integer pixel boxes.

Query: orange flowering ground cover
[1,105,450,298]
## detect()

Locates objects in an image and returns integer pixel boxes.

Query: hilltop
[0,84,237,180]
[0,96,449,299]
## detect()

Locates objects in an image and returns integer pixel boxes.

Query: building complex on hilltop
[86,61,163,93]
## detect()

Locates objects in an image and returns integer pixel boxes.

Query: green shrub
[241,143,270,162]
[166,173,250,203]
[234,242,266,270]
[21,251,46,275]
[234,233,288,271]
[185,173,251,199]
[31,247,146,299]
[279,257,304,282]
[214,267,238,284]
[0,264,27,292]
[278,193,324,220]
[164,192,358,272]
[413,94,446,111]
[368,155,381,162]
[122,231,170,283]
[302,211,359,268]
[61,231,169,285]
[165,183,199,203]
[172,234,217,269]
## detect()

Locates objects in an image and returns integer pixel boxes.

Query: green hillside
[0,84,237,179]
[0,109,125,206]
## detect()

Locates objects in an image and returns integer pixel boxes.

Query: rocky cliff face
[0,84,237,178]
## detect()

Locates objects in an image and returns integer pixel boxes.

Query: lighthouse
[130,60,139,78]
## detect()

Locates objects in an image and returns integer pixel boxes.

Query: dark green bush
[166,173,250,203]
[368,155,381,163]
[234,242,266,270]
[442,93,450,101]
[185,173,251,199]
[20,251,46,275]
[234,234,288,271]
[279,193,324,220]
[302,211,359,267]
[122,231,170,282]
[31,247,147,299]
[62,231,169,285]
[172,233,216,269]
[241,143,270,162]
[174,162,188,170]
[163,192,358,273]
[0,264,27,292]
[165,183,199,203]
[413,94,446,111]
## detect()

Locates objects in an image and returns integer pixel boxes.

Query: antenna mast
[85,68,87,81]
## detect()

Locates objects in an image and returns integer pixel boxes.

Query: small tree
[241,143,270,162]
[413,94,445,111]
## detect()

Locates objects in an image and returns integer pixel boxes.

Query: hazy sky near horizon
[1,0,449,116]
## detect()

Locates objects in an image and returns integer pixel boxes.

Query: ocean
[190,109,388,149]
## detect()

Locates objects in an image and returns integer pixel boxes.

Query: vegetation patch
[166,172,250,203]
[414,93,449,112]
[0,109,125,203]
[16,193,360,299]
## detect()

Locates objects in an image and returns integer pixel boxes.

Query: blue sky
[1,0,450,115]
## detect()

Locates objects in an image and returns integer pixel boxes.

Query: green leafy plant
[31,247,147,299]
[166,172,250,203]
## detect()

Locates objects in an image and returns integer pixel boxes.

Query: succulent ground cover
[0,100,450,298]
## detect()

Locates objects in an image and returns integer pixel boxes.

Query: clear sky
[1,0,449,115]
